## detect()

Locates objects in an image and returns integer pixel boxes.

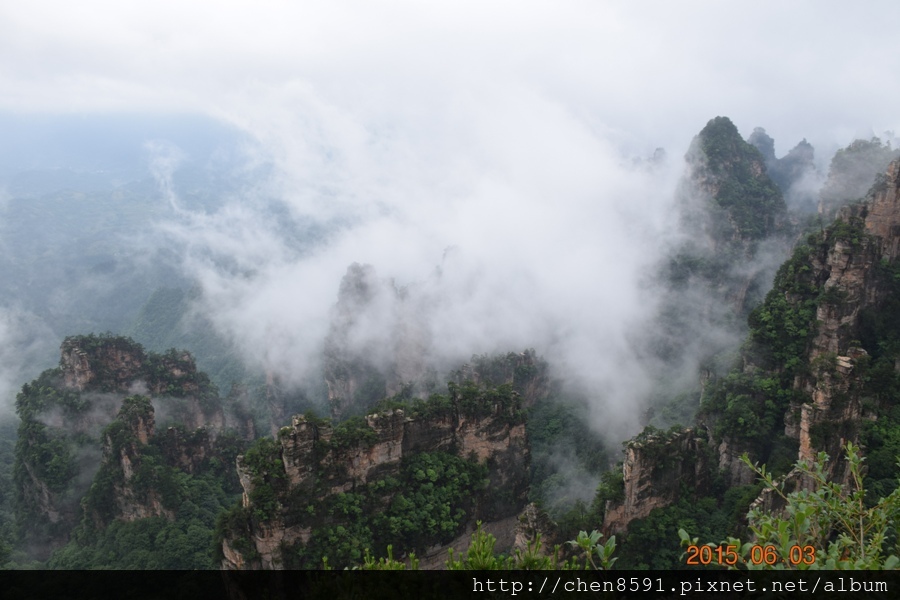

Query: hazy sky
[3,1,900,435]
[2,1,899,153]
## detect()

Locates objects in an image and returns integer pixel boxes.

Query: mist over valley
[2,1,900,572]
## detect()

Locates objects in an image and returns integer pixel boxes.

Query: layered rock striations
[602,427,711,536]
[788,158,900,477]
[218,382,529,570]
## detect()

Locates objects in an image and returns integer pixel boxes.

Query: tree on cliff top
[690,116,786,242]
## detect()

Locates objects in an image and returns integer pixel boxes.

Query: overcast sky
[3,1,900,435]
[2,1,899,154]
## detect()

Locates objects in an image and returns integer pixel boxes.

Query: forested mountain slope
[602,156,900,568]
[12,335,252,566]
[3,118,899,571]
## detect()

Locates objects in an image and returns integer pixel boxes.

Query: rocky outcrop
[14,335,236,556]
[602,428,712,535]
[220,385,529,570]
[607,158,900,537]
[278,409,411,493]
[323,263,425,419]
[683,117,786,248]
[786,159,900,478]
[91,396,174,526]
[57,334,226,429]
[60,335,145,391]
[864,159,900,260]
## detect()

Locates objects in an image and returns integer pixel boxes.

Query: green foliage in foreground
[355,525,615,571]
[682,443,900,570]
[353,522,617,571]
[615,484,761,570]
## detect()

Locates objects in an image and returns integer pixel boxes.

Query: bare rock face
[512,502,560,555]
[602,428,712,536]
[716,437,756,487]
[415,513,522,570]
[61,336,145,391]
[786,161,900,478]
[277,410,409,494]
[89,396,175,527]
[15,335,233,556]
[161,426,215,475]
[220,389,529,570]
[864,159,900,260]
[56,335,225,430]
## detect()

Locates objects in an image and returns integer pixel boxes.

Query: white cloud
[4,0,900,437]
[2,1,899,148]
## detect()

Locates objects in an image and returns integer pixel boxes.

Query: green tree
[681,443,900,569]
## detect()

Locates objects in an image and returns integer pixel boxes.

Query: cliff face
[790,159,900,475]
[606,157,900,536]
[602,428,711,536]
[88,396,174,526]
[646,117,792,431]
[863,159,900,261]
[219,383,529,570]
[60,336,144,391]
[13,334,238,557]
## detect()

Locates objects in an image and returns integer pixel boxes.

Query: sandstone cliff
[13,334,241,557]
[604,157,900,537]
[602,427,712,536]
[218,382,529,570]
[789,159,900,477]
